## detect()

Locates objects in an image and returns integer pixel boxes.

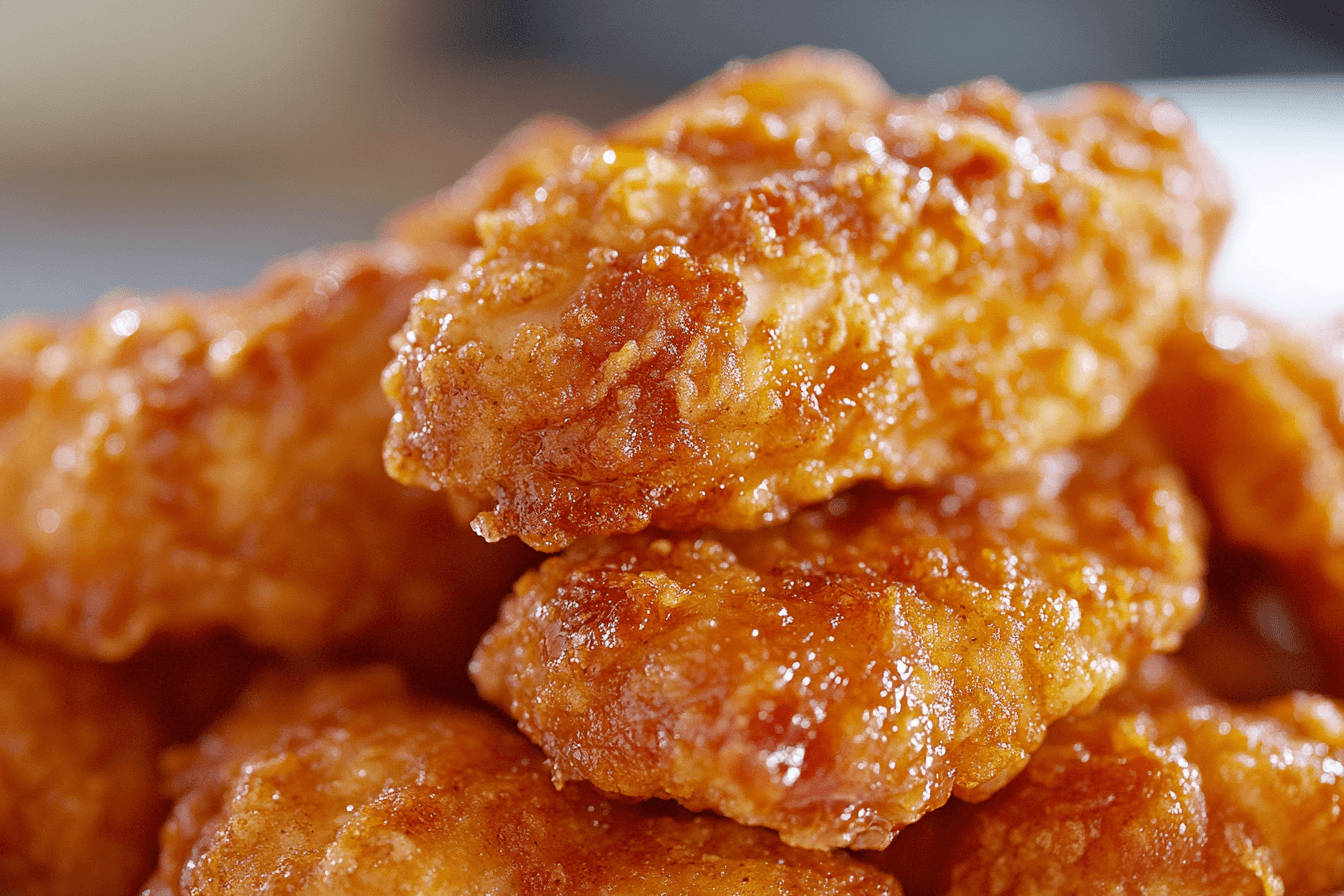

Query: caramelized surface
[1140,303,1344,688]
[471,429,1206,849]
[384,48,1230,550]
[876,657,1344,896]
[145,667,901,896]
[0,642,162,896]
[0,246,536,667]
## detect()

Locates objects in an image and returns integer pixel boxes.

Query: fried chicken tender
[875,657,1344,896]
[144,666,901,896]
[0,641,163,896]
[1139,303,1344,688]
[0,245,537,665]
[383,48,1231,551]
[470,428,1206,850]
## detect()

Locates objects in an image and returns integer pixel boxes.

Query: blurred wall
[0,0,1339,316]
[447,0,1344,92]
[0,0,396,171]
[0,0,650,314]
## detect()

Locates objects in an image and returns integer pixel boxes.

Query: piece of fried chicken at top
[384,47,1231,551]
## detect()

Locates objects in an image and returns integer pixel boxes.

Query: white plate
[1137,77,1344,322]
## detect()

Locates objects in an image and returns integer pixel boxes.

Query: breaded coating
[383,48,1230,550]
[1140,303,1344,688]
[0,641,163,896]
[471,429,1207,849]
[875,657,1344,896]
[0,245,537,663]
[144,667,901,896]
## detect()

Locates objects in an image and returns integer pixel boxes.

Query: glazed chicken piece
[144,666,901,896]
[384,47,1230,550]
[0,641,163,896]
[0,245,536,673]
[471,427,1206,849]
[876,656,1344,896]
[1140,302,1344,689]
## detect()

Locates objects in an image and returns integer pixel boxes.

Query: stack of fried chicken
[1,49,1340,896]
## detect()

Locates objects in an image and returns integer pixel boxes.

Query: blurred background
[2,0,1340,318]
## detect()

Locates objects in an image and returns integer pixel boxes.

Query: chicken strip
[144,666,901,895]
[0,641,163,896]
[0,245,537,666]
[1139,302,1344,688]
[471,428,1206,849]
[875,657,1344,896]
[383,47,1230,550]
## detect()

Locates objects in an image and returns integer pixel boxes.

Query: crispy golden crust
[383,48,1230,550]
[875,657,1344,896]
[144,667,901,896]
[0,245,537,663]
[0,642,163,896]
[1139,304,1344,689]
[470,429,1206,849]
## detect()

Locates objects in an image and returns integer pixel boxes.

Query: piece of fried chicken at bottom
[144,666,901,896]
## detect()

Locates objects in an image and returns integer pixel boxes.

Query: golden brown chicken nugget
[874,656,1344,896]
[471,428,1206,849]
[383,48,1230,550]
[1140,303,1344,688]
[144,666,901,896]
[0,641,163,896]
[0,245,537,666]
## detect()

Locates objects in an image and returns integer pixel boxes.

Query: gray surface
[0,175,390,320]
